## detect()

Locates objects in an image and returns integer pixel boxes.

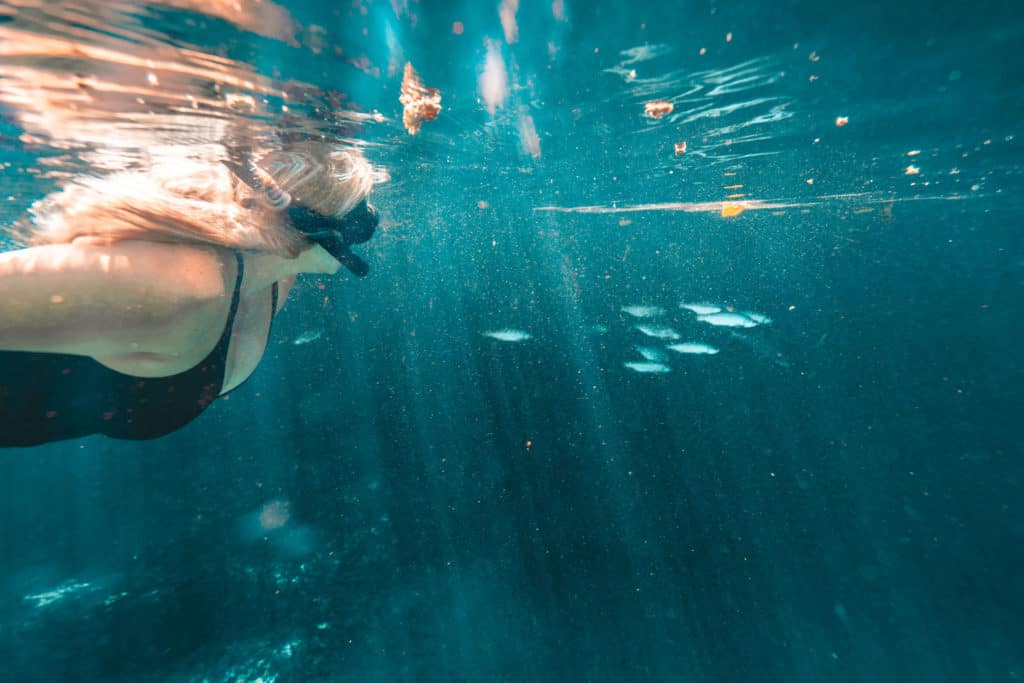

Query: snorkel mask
[286,199,378,277]
[225,152,379,277]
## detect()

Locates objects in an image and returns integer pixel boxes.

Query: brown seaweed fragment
[399,62,441,135]
[644,100,673,119]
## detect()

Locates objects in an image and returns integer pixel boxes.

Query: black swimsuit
[0,252,276,448]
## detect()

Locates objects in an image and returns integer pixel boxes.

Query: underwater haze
[1,0,1023,681]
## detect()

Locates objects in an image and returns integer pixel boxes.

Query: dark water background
[2,0,1023,681]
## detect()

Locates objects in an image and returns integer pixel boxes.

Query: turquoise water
[1,1,1022,681]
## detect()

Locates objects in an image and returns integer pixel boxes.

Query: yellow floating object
[721,203,745,218]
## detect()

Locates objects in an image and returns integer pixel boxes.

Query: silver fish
[292,329,324,345]
[695,312,758,328]
[679,302,722,315]
[636,345,669,363]
[634,323,681,340]
[667,342,720,355]
[482,329,533,342]
[621,305,666,318]
[737,311,772,325]
[623,361,671,374]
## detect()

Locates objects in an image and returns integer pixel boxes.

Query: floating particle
[725,32,733,42]
[618,218,633,227]
[674,141,687,155]
[905,165,920,175]
[399,62,442,135]
[524,439,532,452]
[452,21,464,35]
[835,116,848,127]
[907,150,921,156]
[721,203,745,217]
[806,178,814,185]
[809,51,820,62]
[644,100,673,119]
[477,200,490,209]
[699,47,707,56]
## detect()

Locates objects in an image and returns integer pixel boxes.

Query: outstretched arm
[0,240,234,358]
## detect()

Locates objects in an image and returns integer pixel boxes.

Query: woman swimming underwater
[0,145,379,447]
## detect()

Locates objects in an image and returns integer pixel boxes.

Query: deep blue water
[1,0,1023,681]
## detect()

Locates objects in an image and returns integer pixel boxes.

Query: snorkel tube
[225,151,379,277]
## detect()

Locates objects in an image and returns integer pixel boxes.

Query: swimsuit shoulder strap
[211,251,246,360]
[227,251,245,332]
[266,281,279,344]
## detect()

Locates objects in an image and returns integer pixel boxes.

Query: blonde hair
[23,145,375,257]
[259,142,375,220]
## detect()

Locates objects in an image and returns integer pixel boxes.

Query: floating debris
[720,202,745,218]
[634,323,681,340]
[674,141,687,155]
[668,342,720,355]
[621,305,665,318]
[636,346,669,363]
[292,329,324,345]
[624,361,671,374]
[695,312,758,328]
[644,100,673,119]
[399,62,441,135]
[680,302,722,315]
[835,116,848,127]
[482,329,532,342]
[905,164,920,175]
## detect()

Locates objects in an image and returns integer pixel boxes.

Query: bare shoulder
[0,240,236,359]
